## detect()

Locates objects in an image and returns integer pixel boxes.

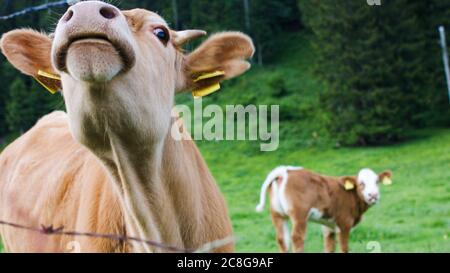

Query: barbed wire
[0,219,235,253]
[0,0,80,20]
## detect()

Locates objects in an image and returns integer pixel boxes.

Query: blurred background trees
[0,0,449,146]
[300,0,450,145]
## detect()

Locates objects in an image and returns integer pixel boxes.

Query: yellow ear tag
[38,70,61,80]
[192,83,221,99]
[192,71,225,99]
[193,71,225,83]
[34,70,61,95]
[382,177,393,186]
[344,180,355,191]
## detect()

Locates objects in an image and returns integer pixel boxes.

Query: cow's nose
[99,6,119,20]
[62,9,74,22]
[61,2,119,24]
[369,193,379,199]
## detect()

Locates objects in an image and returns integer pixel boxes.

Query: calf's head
[342,169,392,206]
[0,1,254,153]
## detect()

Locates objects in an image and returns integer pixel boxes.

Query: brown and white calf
[256,166,392,253]
[0,1,254,252]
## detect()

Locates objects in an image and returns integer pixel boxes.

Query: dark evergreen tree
[250,0,301,65]
[6,78,32,133]
[300,0,435,145]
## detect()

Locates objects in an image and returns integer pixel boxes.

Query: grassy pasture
[200,129,450,253]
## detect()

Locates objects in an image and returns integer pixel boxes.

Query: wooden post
[171,0,179,29]
[243,0,250,32]
[439,26,450,103]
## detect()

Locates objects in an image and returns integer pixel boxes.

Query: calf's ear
[1,29,61,93]
[378,171,393,186]
[177,32,254,97]
[340,177,358,191]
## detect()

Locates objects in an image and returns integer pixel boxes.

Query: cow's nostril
[100,6,117,20]
[63,10,74,22]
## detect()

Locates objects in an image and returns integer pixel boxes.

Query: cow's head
[0,1,254,153]
[342,169,392,206]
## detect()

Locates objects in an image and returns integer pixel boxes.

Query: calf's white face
[358,169,380,205]
[357,168,392,205]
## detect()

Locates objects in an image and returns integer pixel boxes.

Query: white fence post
[439,26,450,103]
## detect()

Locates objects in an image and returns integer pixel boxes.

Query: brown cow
[256,166,392,253]
[0,1,254,253]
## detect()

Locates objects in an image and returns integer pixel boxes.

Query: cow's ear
[1,29,61,93]
[378,171,393,185]
[177,32,254,97]
[340,176,358,191]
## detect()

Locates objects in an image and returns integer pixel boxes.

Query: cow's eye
[153,27,169,44]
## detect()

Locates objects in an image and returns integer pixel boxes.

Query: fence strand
[0,219,234,253]
[0,0,79,20]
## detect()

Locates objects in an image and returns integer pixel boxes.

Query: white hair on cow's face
[357,168,381,205]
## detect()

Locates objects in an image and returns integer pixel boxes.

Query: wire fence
[0,0,79,20]
[0,219,235,253]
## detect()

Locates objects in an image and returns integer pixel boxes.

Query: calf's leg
[290,211,308,253]
[338,227,351,253]
[270,212,290,253]
[322,226,336,253]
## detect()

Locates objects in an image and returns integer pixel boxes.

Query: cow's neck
[69,82,190,252]
[352,194,370,226]
[105,135,184,253]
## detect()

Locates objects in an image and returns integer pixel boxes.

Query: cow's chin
[66,40,123,83]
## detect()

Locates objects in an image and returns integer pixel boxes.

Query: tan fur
[266,169,391,253]
[0,30,56,77]
[0,112,232,252]
[184,32,255,91]
[0,112,127,252]
[0,2,254,253]
[0,30,61,91]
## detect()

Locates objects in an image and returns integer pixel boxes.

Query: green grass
[200,128,450,253]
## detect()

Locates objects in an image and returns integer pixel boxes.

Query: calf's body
[256,166,392,253]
